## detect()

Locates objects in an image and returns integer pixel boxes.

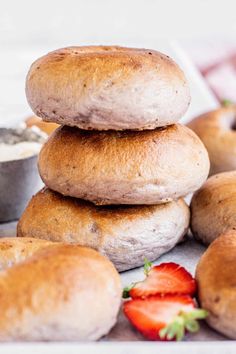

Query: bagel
[196,231,236,339]
[17,188,190,271]
[0,237,121,341]
[38,124,210,205]
[25,115,59,135]
[188,105,236,175]
[190,171,236,245]
[26,46,190,131]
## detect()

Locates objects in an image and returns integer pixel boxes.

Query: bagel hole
[221,112,236,130]
[231,120,236,130]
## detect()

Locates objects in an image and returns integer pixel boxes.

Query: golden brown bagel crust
[190,171,236,245]
[26,46,190,130]
[38,124,210,205]
[0,238,121,341]
[25,116,59,135]
[17,188,190,271]
[196,232,236,339]
[188,106,236,175]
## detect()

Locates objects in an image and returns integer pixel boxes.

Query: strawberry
[123,295,207,341]
[123,261,196,299]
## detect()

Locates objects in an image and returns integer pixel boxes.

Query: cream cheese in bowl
[0,142,42,162]
[0,127,45,162]
[0,127,46,222]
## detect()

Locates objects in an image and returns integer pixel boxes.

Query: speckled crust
[26,46,190,131]
[190,171,236,245]
[196,232,236,339]
[0,237,121,341]
[188,106,236,175]
[38,124,210,205]
[17,188,190,271]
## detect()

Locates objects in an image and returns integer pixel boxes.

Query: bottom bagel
[0,237,121,341]
[17,188,190,272]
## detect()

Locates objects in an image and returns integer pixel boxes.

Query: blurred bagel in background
[17,188,190,272]
[38,124,210,205]
[191,171,236,245]
[26,46,190,131]
[188,105,236,175]
[25,116,59,135]
[196,231,236,339]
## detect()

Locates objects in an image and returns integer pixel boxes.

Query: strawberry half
[123,295,207,341]
[125,262,196,299]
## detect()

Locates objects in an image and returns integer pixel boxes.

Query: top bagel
[26,46,190,131]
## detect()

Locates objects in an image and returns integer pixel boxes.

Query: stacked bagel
[18,46,210,271]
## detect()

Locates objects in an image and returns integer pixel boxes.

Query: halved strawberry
[125,262,196,299]
[123,295,207,341]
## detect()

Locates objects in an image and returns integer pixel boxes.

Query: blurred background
[0,0,236,126]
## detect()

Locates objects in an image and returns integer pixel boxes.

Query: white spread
[0,142,42,162]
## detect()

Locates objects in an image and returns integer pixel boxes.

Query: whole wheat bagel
[0,237,121,341]
[26,46,190,131]
[17,188,190,271]
[38,124,210,205]
[188,105,236,175]
[190,171,236,245]
[196,231,236,339]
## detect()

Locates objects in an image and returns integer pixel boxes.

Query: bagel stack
[18,46,210,271]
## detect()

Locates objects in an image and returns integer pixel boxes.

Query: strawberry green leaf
[185,319,199,333]
[176,325,185,342]
[159,308,208,341]
[166,322,179,340]
[159,326,169,339]
[181,309,208,321]
[143,258,152,276]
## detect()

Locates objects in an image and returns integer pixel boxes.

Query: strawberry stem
[159,308,208,341]
[122,282,138,299]
[221,98,234,107]
[143,258,152,276]
[123,258,152,298]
